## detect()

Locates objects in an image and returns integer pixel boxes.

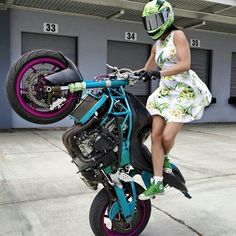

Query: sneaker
[164,156,172,174]
[138,179,164,201]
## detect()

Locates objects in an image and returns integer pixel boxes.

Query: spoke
[20,88,28,92]
[115,212,121,220]
[31,103,37,111]
[127,223,132,230]
[30,66,37,72]
[51,65,58,72]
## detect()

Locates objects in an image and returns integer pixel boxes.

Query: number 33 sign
[43,23,59,33]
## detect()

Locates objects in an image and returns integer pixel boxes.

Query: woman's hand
[135,70,161,82]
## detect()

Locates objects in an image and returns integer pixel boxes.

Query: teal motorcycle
[6,49,191,236]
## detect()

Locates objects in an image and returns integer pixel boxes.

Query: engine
[62,116,121,171]
[62,116,122,190]
[76,118,119,164]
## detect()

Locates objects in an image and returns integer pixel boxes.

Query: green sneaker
[164,156,172,174]
[138,179,164,201]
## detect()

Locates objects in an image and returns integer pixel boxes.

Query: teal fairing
[69,81,137,221]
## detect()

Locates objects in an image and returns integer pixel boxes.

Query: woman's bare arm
[160,30,191,77]
[144,44,158,71]
[134,44,157,73]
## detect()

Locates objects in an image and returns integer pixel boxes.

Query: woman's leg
[162,122,183,155]
[139,120,183,200]
[151,115,166,176]
[138,115,166,200]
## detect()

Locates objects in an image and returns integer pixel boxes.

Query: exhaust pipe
[62,117,98,171]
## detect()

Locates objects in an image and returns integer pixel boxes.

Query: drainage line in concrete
[32,131,68,154]
[0,190,93,206]
[152,205,203,236]
[188,173,236,182]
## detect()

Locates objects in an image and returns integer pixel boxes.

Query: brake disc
[25,69,50,108]
[111,204,141,233]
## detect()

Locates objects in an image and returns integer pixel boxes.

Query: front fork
[106,171,137,222]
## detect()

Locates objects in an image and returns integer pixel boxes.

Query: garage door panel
[230,53,236,96]
[107,41,151,102]
[22,32,77,64]
[191,48,211,86]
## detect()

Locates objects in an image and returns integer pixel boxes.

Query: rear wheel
[89,183,151,236]
[6,49,81,124]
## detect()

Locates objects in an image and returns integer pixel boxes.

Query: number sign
[190,39,200,48]
[125,32,137,41]
[43,23,59,33]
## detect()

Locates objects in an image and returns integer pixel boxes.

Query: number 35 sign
[43,23,59,33]
[190,39,200,48]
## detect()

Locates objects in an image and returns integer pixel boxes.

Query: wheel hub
[111,204,141,233]
[25,69,51,108]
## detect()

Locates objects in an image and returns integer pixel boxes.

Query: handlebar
[60,65,141,93]
[95,64,140,82]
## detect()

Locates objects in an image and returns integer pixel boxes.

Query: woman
[138,0,212,200]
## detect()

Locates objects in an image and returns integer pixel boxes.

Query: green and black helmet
[142,0,174,40]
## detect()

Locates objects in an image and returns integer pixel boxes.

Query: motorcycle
[6,49,191,236]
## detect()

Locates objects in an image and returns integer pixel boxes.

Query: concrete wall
[0,10,11,129]
[8,9,236,127]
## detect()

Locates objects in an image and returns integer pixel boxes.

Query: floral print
[147,31,212,123]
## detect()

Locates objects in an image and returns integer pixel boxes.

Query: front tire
[6,49,81,124]
[89,183,151,236]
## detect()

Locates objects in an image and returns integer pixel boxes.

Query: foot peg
[119,172,134,182]
[182,192,192,199]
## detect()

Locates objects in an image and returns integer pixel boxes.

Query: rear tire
[6,49,81,124]
[89,183,151,236]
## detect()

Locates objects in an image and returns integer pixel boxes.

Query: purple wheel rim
[103,200,147,236]
[16,58,76,119]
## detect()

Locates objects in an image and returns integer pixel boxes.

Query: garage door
[12,33,78,128]
[191,48,212,88]
[22,32,77,64]
[230,52,236,97]
[107,41,151,104]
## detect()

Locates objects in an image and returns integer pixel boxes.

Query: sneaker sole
[138,192,165,201]
[164,168,173,174]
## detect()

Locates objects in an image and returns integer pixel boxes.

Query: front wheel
[6,49,81,124]
[89,183,151,236]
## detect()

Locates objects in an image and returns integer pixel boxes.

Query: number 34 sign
[43,23,59,33]
[125,32,137,41]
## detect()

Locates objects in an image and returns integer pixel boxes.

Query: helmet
[142,0,174,40]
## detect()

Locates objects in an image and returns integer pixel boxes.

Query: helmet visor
[142,10,170,31]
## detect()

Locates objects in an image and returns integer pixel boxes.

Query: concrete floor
[0,124,236,236]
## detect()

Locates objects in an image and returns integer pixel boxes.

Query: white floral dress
[146,31,212,123]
